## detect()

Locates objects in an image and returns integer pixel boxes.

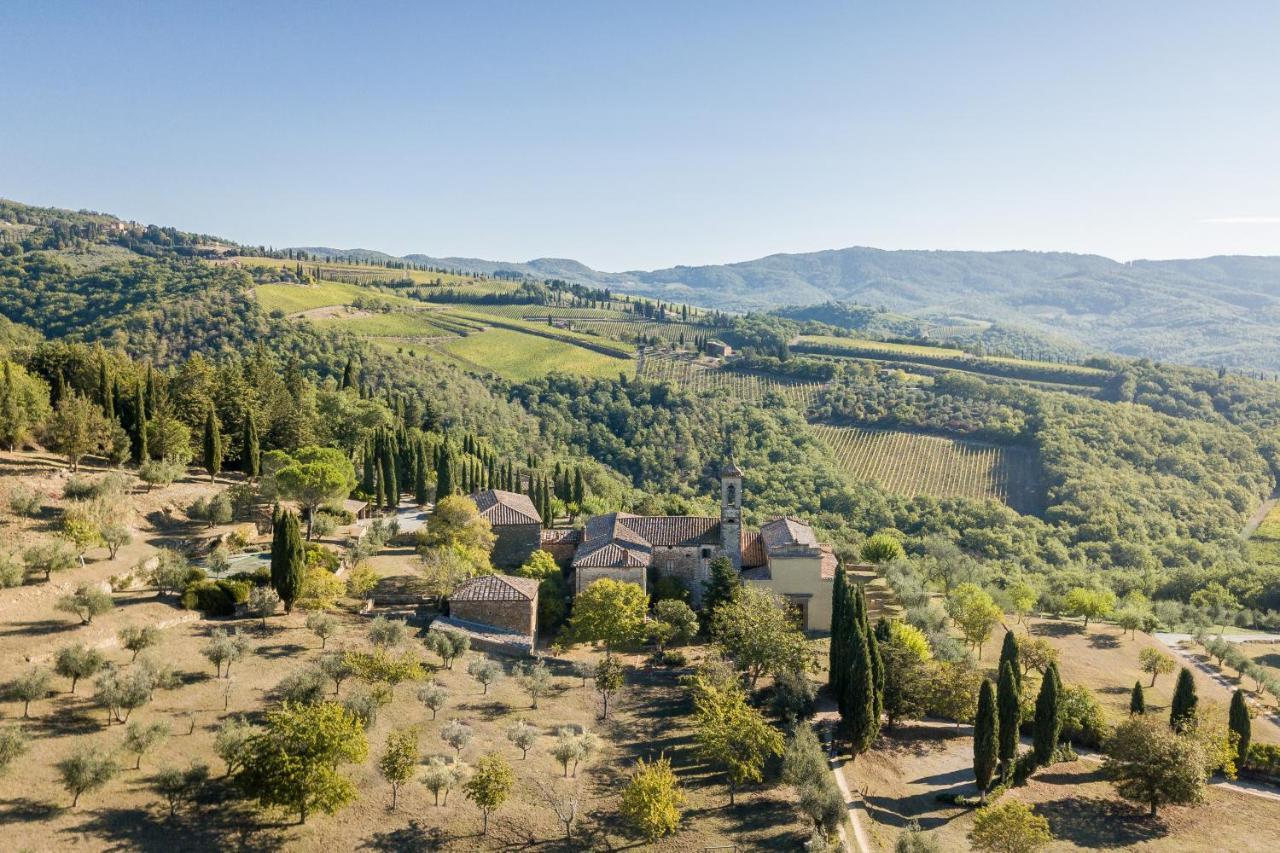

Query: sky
[2,1,1278,270]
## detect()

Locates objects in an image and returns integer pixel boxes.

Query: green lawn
[437,327,632,381]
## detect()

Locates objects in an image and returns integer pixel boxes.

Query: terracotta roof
[540,528,582,545]
[740,529,766,568]
[760,517,819,550]
[621,516,720,547]
[819,545,838,580]
[450,574,540,602]
[572,541,651,568]
[470,490,542,526]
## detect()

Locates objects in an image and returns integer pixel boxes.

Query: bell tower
[720,459,743,568]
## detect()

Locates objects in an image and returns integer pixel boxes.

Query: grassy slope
[437,327,629,381]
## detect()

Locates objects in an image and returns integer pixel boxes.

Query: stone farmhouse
[469,489,542,568]
[565,462,838,632]
[445,573,540,651]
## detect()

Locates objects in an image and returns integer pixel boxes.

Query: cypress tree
[864,596,884,733]
[144,364,157,418]
[572,468,585,505]
[829,569,848,695]
[841,602,876,757]
[998,631,1022,695]
[973,679,998,804]
[381,439,398,508]
[361,439,376,495]
[1229,689,1251,769]
[342,356,357,390]
[98,359,114,420]
[1032,662,1061,766]
[131,381,148,463]
[415,443,429,505]
[1129,681,1145,716]
[1170,667,1198,732]
[435,453,454,500]
[202,409,222,483]
[997,661,1020,777]
[242,411,260,479]
[271,511,305,614]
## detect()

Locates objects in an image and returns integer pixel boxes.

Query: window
[701,547,712,559]
[784,595,809,630]
[726,484,736,505]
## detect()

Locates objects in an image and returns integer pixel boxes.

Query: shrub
[660,650,688,667]
[1245,742,1280,779]
[771,669,817,721]
[63,476,99,501]
[0,552,23,588]
[8,486,42,517]
[180,580,249,616]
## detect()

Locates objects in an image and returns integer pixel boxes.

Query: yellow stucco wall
[746,554,833,633]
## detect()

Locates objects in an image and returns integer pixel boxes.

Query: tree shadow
[1089,633,1121,650]
[0,796,61,822]
[361,819,445,852]
[1035,796,1169,847]
[253,642,308,659]
[0,618,78,638]
[1030,621,1083,638]
[67,800,291,852]
[455,699,512,721]
[864,781,971,830]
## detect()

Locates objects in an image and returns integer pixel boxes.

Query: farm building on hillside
[566,461,838,631]
[469,489,542,568]
[705,339,733,358]
[447,574,540,643]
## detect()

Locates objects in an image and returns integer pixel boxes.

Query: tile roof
[760,517,819,550]
[621,516,720,547]
[470,489,542,526]
[740,529,766,568]
[450,573,540,602]
[819,545,838,580]
[572,541,651,568]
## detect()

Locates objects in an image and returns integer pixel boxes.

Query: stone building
[470,489,542,568]
[567,461,839,630]
[448,574,540,641]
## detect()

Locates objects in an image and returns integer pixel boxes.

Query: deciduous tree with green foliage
[570,578,648,656]
[1104,716,1211,817]
[378,727,419,810]
[968,800,1052,853]
[234,702,368,824]
[56,745,119,807]
[464,752,514,835]
[947,584,1002,657]
[54,643,104,693]
[1139,647,1175,687]
[620,754,685,840]
[711,585,812,688]
[690,676,784,805]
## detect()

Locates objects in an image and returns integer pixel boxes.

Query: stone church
[564,462,838,631]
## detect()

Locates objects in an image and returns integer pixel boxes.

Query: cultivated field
[812,424,1042,513]
[639,351,825,408]
[435,328,630,382]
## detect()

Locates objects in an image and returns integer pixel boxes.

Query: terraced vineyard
[639,351,824,407]
[812,423,1042,513]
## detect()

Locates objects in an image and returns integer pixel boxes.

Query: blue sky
[2,2,1277,269]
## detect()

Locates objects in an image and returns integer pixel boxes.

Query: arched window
[726,484,736,505]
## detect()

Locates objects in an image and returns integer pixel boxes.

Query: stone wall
[490,523,541,569]
[576,565,645,594]
[451,596,537,638]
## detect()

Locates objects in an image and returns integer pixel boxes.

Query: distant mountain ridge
[293,244,1280,370]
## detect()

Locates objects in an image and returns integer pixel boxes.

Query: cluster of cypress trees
[972,631,1063,800]
[829,569,883,755]
[550,461,586,507]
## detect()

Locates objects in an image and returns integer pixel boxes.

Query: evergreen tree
[997,661,1020,777]
[361,440,376,496]
[701,556,740,615]
[414,443,429,505]
[1228,689,1251,769]
[202,408,222,482]
[242,411,260,479]
[1169,668,1198,732]
[1031,662,1061,766]
[342,356,357,390]
[1129,681,1145,716]
[131,381,148,463]
[435,452,455,499]
[998,631,1022,695]
[973,679,998,803]
[144,364,157,419]
[572,468,585,505]
[841,585,878,756]
[865,604,884,731]
[828,568,848,697]
[98,359,114,420]
[270,511,305,614]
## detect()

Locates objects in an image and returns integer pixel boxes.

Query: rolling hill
[297,245,1280,371]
